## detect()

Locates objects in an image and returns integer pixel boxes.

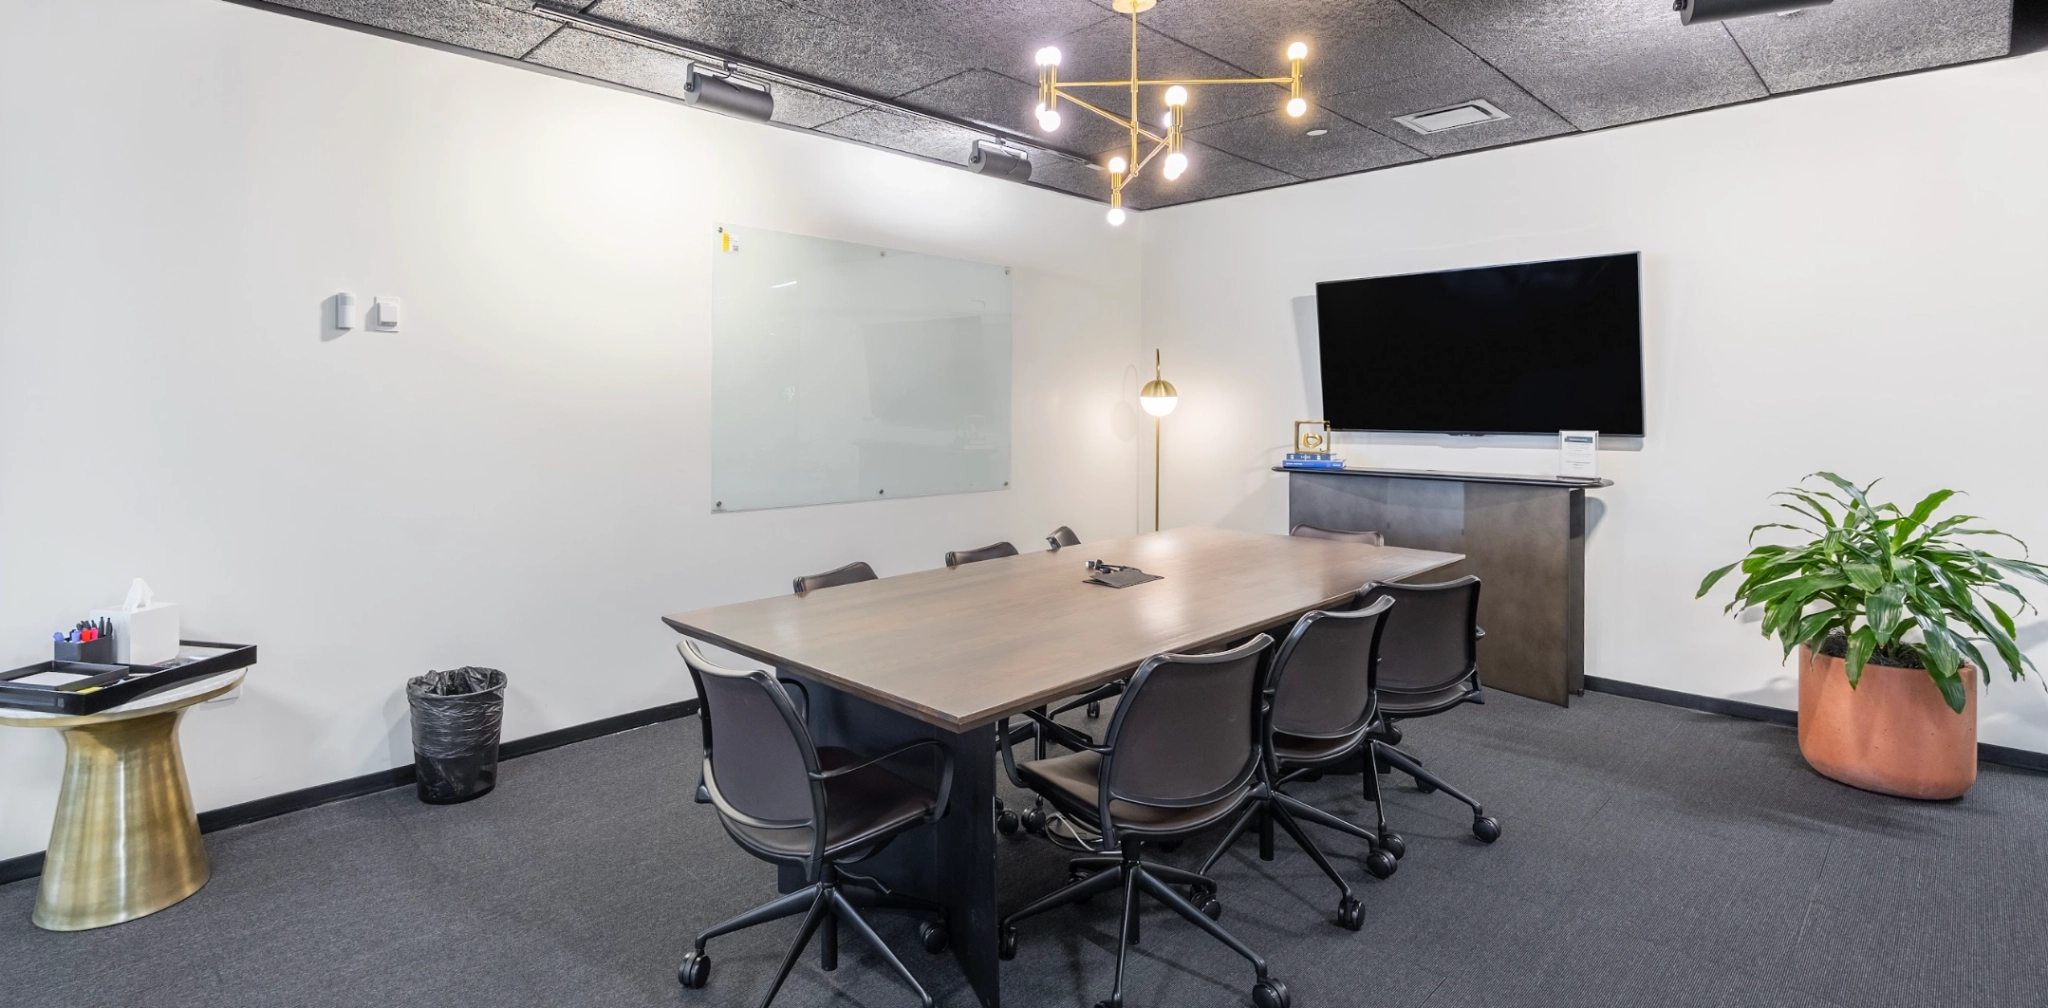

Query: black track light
[684,66,773,121]
[1675,0,1831,24]
[968,141,1033,182]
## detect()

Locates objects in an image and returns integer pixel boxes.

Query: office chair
[998,635,1292,1008]
[944,541,1018,566]
[1290,523,1385,547]
[1194,595,1400,929]
[792,561,878,594]
[675,641,952,1008]
[1046,525,1082,549]
[1360,576,1500,844]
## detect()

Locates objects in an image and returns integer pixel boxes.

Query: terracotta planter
[1797,646,1977,799]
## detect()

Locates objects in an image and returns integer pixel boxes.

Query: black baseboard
[1584,676,2048,773]
[0,699,697,886]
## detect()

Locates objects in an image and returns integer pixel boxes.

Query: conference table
[662,525,1463,1008]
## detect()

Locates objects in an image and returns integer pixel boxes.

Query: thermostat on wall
[370,296,400,332]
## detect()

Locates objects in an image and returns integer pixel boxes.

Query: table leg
[783,675,1002,1008]
[35,710,209,931]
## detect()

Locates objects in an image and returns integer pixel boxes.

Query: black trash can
[406,666,507,804]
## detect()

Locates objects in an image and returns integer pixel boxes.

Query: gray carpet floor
[6,690,2046,1008]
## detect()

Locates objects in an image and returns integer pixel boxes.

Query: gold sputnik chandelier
[1031,0,1308,225]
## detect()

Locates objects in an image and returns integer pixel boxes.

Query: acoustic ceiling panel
[1188,107,1424,181]
[586,0,968,98]
[1725,0,2012,93]
[1400,0,1771,131]
[270,0,555,57]
[250,0,2022,208]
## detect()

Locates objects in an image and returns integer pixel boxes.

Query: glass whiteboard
[711,225,1012,512]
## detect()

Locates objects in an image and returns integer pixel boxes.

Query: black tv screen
[1315,253,1644,436]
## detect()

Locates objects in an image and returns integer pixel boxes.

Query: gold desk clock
[1294,420,1331,455]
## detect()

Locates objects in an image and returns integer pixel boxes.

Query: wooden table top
[662,526,1462,731]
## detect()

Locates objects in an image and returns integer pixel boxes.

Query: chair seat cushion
[724,747,935,860]
[1017,750,1245,837]
[1273,729,1365,766]
[1378,682,1477,715]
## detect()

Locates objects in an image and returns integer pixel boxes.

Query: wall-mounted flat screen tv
[1315,253,1644,436]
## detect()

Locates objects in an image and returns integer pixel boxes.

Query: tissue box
[88,601,182,665]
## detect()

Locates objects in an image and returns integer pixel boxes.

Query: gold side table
[0,669,244,931]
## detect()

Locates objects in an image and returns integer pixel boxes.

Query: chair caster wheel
[677,950,710,988]
[998,925,1018,961]
[1086,701,1102,718]
[1022,807,1048,834]
[919,921,949,954]
[997,810,1021,835]
[1365,848,1398,880]
[1094,999,1121,1008]
[1154,839,1182,853]
[1252,977,1290,1008]
[1379,831,1406,859]
[1473,816,1502,843]
[1195,892,1223,921]
[1336,895,1364,931]
[1414,778,1437,794]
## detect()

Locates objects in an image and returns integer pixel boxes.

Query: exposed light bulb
[1164,85,1188,107]
[1163,151,1187,180]
[1286,41,1308,60]
[1106,207,1127,226]
[1036,103,1061,131]
[1161,110,1175,129]
[1107,155,1128,175]
[1285,96,1308,118]
[1035,46,1063,67]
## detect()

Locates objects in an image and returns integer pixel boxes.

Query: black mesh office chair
[1360,577,1500,844]
[792,562,878,594]
[1046,525,1081,549]
[1290,523,1385,547]
[1194,595,1400,930]
[675,640,952,1008]
[998,635,1292,1008]
[944,541,1019,566]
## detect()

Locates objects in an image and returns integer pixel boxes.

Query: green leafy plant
[1697,473,2048,713]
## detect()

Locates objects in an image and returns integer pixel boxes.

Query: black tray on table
[0,641,257,716]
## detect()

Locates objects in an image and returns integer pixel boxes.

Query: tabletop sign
[1559,430,1598,480]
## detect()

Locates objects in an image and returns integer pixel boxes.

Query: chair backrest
[1357,577,1481,695]
[678,640,820,831]
[1267,594,1395,739]
[1100,634,1272,812]
[945,541,1018,566]
[1290,523,1385,547]
[792,561,878,595]
[1046,526,1081,549]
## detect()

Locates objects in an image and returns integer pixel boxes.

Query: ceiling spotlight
[968,141,1033,182]
[1674,0,1831,25]
[683,66,773,122]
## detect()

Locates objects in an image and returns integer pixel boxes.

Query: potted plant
[1697,473,2048,799]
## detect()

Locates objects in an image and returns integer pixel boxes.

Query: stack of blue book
[1282,453,1346,470]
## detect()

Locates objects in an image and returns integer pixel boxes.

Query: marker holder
[53,636,118,664]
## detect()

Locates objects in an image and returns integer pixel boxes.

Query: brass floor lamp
[1140,349,1178,531]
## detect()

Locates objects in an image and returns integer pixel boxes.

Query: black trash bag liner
[406,666,507,805]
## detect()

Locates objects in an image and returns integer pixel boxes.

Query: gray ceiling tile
[784,0,1114,74]
[1141,0,1469,98]
[586,0,967,97]
[524,27,863,127]
[767,88,868,129]
[1401,0,1770,130]
[1189,106,1424,180]
[1318,63,1575,156]
[816,108,986,166]
[895,69,1127,161]
[1110,139,1299,210]
[1048,16,1295,131]
[1025,156,1111,202]
[269,0,556,57]
[1725,0,2012,93]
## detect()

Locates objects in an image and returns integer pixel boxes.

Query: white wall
[0,0,1143,860]
[1140,50,2048,754]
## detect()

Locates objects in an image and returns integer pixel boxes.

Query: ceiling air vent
[1393,99,1510,135]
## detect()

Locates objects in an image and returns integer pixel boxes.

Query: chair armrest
[813,738,955,823]
[1022,708,1103,754]
[1473,626,1487,640]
